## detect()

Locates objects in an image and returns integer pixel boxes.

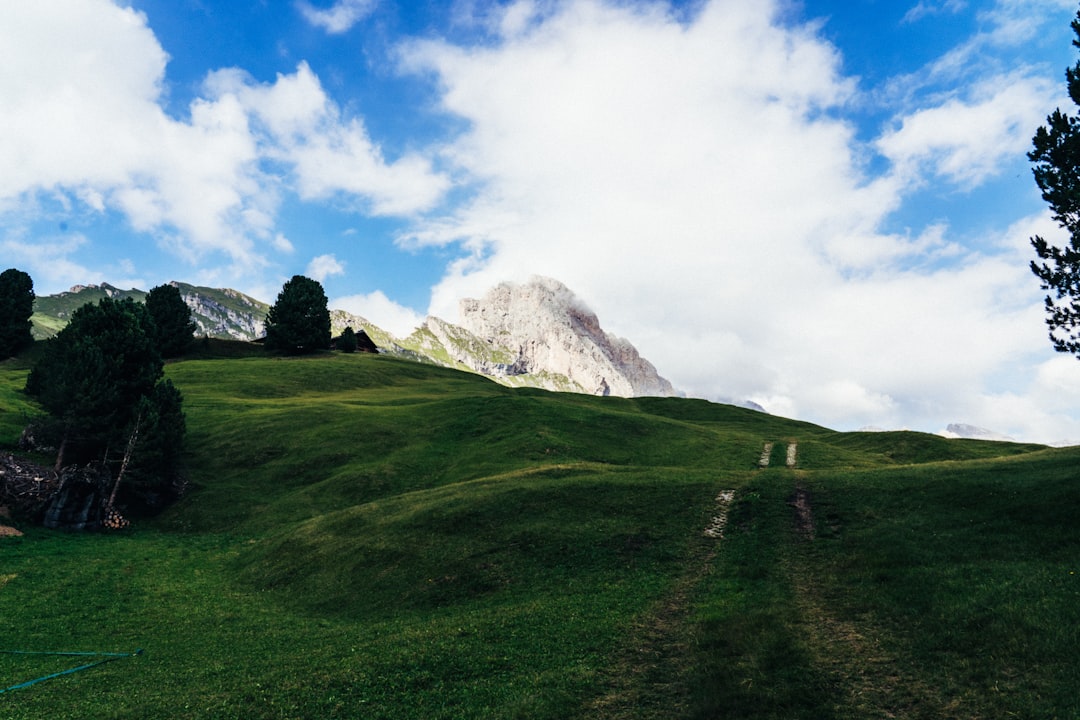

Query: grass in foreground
[690,448,1080,719]
[1,347,1077,718]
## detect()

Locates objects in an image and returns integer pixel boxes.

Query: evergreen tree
[1030,9,1080,354]
[125,378,187,509]
[146,283,196,358]
[338,326,358,353]
[26,297,164,469]
[0,268,35,358]
[264,275,331,355]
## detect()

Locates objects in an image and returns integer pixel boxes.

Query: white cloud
[0,2,448,281]
[395,0,1067,441]
[0,0,167,196]
[207,63,451,216]
[869,0,1074,125]
[0,0,269,266]
[949,356,1080,446]
[296,0,377,34]
[1,231,97,291]
[333,290,424,337]
[903,0,967,24]
[307,253,346,282]
[877,73,1058,189]
[977,0,1077,46]
[272,233,295,253]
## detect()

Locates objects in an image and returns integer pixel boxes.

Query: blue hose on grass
[0,649,143,694]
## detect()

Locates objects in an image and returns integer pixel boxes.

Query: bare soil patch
[581,489,737,718]
[788,484,815,540]
[703,490,736,539]
[759,442,774,468]
[0,505,24,536]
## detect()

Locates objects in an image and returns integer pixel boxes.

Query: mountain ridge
[30,277,677,399]
[28,279,1020,438]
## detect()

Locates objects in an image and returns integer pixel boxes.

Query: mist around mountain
[940,423,1015,442]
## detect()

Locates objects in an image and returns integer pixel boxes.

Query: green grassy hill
[0,348,1077,718]
[30,283,148,339]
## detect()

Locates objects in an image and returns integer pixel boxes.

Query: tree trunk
[106,415,140,511]
[54,433,68,472]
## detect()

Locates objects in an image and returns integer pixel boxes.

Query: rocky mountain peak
[456,277,676,398]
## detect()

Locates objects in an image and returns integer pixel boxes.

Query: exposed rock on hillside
[404,316,525,377]
[172,283,268,341]
[455,277,677,397]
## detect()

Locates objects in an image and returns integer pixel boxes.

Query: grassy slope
[31,286,148,340]
[0,349,1077,719]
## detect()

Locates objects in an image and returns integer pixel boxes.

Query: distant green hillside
[30,282,269,341]
[0,347,1076,719]
[31,283,147,339]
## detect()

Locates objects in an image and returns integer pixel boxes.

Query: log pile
[0,455,130,531]
[0,454,58,516]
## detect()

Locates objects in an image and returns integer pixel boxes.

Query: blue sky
[4,0,1080,443]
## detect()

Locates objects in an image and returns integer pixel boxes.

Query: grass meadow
[1,347,1078,718]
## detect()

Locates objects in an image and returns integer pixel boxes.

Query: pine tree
[146,283,196,358]
[26,297,164,469]
[338,326,358,353]
[0,268,35,358]
[125,379,187,509]
[264,275,331,355]
[1030,9,1080,354]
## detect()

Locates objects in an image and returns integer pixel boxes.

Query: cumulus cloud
[296,0,377,34]
[272,233,295,253]
[0,0,447,282]
[0,0,270,268]
[333,290,424,337]
[877,73,1057,188]
[0,0,168,197]
[205,63,451,215]
[395,0,1068,440]
[307,253,346,282]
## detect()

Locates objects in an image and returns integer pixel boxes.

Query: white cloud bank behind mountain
[400,0,1080,443]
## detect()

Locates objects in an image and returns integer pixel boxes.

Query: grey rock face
[174,283,267,341]
[455,277,677,398]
